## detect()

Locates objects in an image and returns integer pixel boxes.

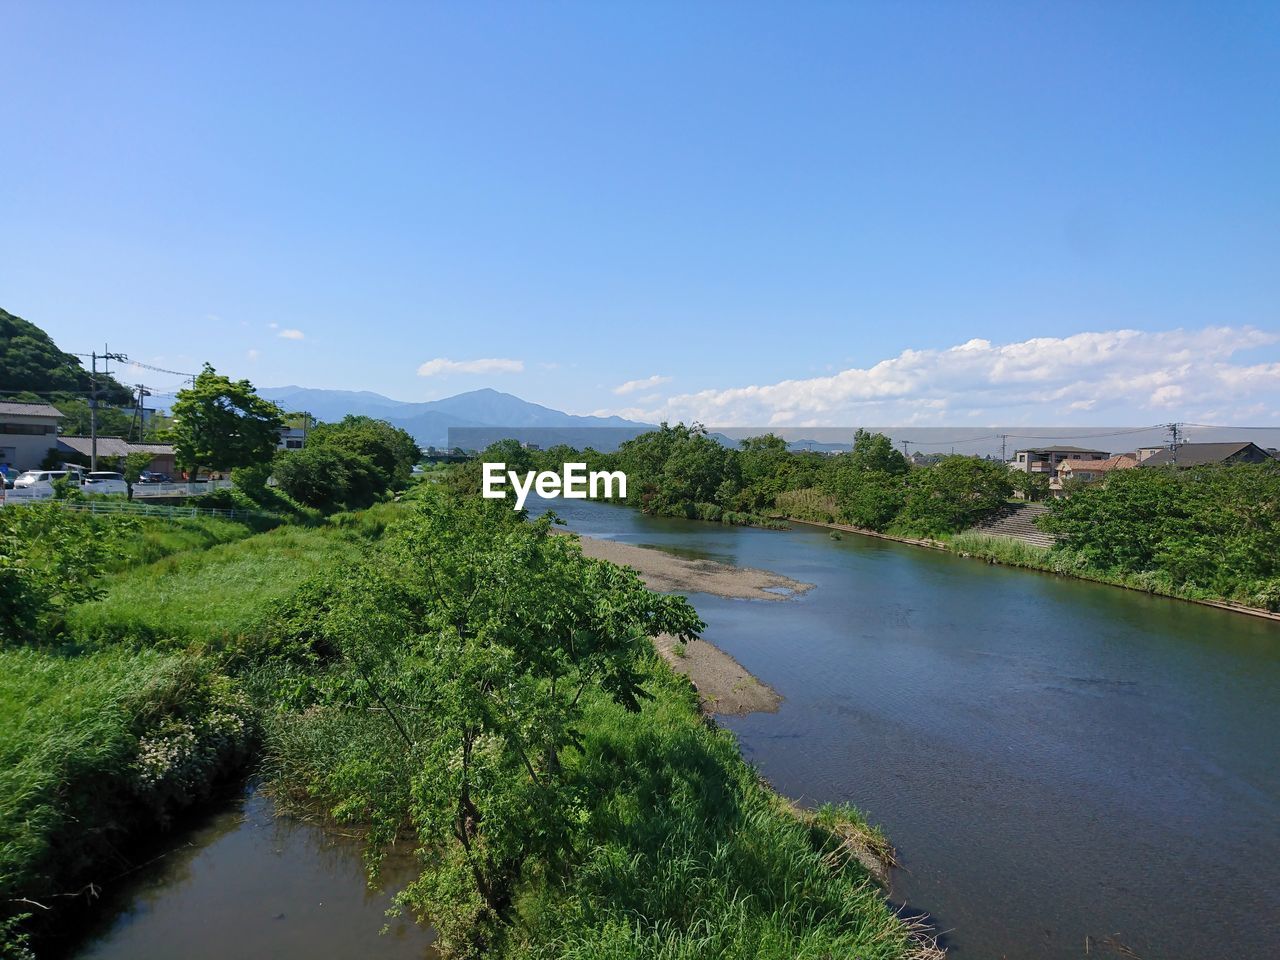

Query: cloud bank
[417,357,524,377]
[603,327,1280,426]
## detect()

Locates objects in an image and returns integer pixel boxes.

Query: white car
[82,471,129,496]
[12,469,81,498]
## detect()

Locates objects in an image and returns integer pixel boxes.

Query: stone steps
[968,503,1057,548]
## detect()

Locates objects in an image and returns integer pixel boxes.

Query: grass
[944,531,1053,568]
[105,515,259,572]
[66,523,366,648]
[0,647,251,912]
[511,665,936,960]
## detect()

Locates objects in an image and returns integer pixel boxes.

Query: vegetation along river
[533,495,1280,960]
[72,495,1278,960]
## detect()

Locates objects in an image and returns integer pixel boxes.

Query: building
[1139,441,1276,468]
[1010,445,1110,475]
[1050,454,1137,496]
[0,401,64,471]
[277,426,306,451]
[56,436,177,475]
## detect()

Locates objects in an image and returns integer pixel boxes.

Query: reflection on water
[73,788,435,960]
[532,494,1280,960]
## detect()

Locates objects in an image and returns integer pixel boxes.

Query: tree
[170,365,283,478]
[305,415,421,491]
[273,446,381,512]
[122,451,154,500]
[297,491,703,954]
[899,455,1013,535]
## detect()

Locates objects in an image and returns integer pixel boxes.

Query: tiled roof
[1015,445,1110,454]
[0,401,64,418]
[1140,442,1273,467]
[56,436,174,458]
[1059,455,1137,474]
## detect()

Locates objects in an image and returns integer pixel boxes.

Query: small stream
[70,788,436,960]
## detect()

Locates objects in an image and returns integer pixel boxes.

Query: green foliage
[272,446,381,513]
[0,308,131,403]
[0,647,251,938]
[898,455,1013,536]
[262,489,702,955]
[1011,469,1051,502]
[305,415,421,490]
[1040,464,1280,604]
[0,504,116,645]
[170,364,284,477]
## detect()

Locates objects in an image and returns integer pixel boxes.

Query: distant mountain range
[258,386,652,450]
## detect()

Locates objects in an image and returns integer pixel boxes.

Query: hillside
[0,308,132,403]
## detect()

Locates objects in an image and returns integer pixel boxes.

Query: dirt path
[574,534,812,715]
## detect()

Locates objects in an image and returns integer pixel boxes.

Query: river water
[71,497,1279,959]
[534,496,1280,960]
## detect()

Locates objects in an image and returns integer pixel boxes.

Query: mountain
[259,386,651,450]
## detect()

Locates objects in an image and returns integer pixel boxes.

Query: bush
[272,446,381,513]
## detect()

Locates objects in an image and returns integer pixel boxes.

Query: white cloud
[277,328,305,340]
[613,374,672,396]
[417,357,524,377]
[599,327,1280,426]
[246,348,260,362]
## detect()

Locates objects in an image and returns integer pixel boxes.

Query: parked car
[12,469,81,498]
[137,471,172,484]
[81,471,129,496]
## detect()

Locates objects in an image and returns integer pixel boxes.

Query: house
[1010,445,1110,474]
[56,436,177,475]
[1139,442,1276,468]
[1050,454,1137,496]
[277,426,306,451]
[0,401,64,472]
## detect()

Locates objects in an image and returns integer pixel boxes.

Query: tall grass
[66,524,366,647]
[0,647,251,910]
[104,515,257,571]
[945,532,1052,568]
[512,665,935,960]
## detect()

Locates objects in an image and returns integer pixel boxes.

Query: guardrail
[132,479,235,498]
[1,495,275,523]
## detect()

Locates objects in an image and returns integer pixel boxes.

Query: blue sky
[3,1,1277,425]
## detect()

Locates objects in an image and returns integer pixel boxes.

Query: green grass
[66,524,364,648]
[105,515,258,572]
[509,665,933,960]
[0,647,251,907]
[945,531,1053,568]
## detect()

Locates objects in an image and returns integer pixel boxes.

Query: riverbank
[786,517,1280,623]
[573,533,809,715]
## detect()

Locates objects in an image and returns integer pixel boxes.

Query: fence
[1,478,234,504]
[1,496,276,523]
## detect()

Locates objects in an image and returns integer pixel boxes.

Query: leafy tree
[305,415,421,490]
[170,365,283,478]
[1011,469,1051,502]
[122,451,154,499]
[0,504,116,644]
[899,455,1013,535]
[292,491,703,955]
[272,446,381,513]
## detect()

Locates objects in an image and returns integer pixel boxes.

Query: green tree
[293,491,702,954]
[170,365,283,478]
[899,455,1013,535]
[272,446,381,512]
[305,415,421,490]
[0,504,115,644]
[122,451,153,500]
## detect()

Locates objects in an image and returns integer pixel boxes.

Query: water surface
[536,496,1280,960]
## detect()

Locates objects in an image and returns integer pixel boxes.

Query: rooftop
[1140,442,1275,468]
[1015,445,1110,455]
[0,400,64,418]
[57,436,174,458]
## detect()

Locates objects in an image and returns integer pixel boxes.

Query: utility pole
[1167,422,1182,466]
[999,434,1009,463]
[900,439,912,460]
[89,346,128,471]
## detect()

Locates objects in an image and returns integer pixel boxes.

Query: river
[72,496,1280,959]
[535,496,1280,960]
